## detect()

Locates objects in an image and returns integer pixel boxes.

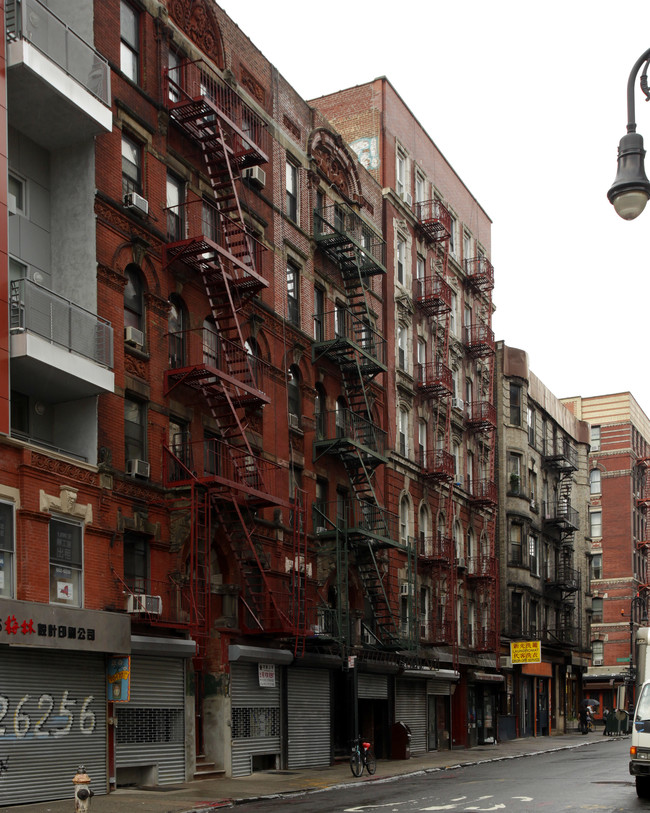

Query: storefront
[287,665,331,768]
[468,671,503,744]
[0,599,129,805]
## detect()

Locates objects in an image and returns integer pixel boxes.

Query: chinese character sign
[511,640,541,664]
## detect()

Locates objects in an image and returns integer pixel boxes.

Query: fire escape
[160,59,310,664]
[633,456,650,605]
[543,439,582,647]
[313,201,406,649]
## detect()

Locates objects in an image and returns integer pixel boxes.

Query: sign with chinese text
[258,662,276,687]
[0,598,130,653]
[108,655,131,702]
[510,640,541,664]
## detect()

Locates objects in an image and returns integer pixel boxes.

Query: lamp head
[608,131,650,220]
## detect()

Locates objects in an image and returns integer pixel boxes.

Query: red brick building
[1,1,509,804]
[563,393,650,714]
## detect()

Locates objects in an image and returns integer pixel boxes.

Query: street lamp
[608,48,650,220]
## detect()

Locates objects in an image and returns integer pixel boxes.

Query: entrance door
[427,695,437,750]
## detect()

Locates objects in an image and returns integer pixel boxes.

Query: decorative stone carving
[241,67,265,106]
[308,128,361,203]
[169,0,224,68]
[40,486,93,524]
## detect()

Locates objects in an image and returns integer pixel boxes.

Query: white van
[631,679,650,797]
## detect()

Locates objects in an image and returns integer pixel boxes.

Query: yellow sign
[511,640,541,664]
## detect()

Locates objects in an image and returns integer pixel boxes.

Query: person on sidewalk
[602,707,610,735]
[579,705,589,734]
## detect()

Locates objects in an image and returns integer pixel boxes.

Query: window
[529,534,539,577]
[396,237,405,284]
[288,365,301,426]
[167,48,181,102]
[509,383,522,426]
[124,264,144,332]
[467,450,474,492]
[416,254,425,281]
[527,406,536,446]
[452,441,460,482]
[202,199,219,243]
[454,520,462,561]
[511,593,522,636]
[314,287,325,342]
[287,261,300,325]
[592,597,603,623]
[124,533,148,594]
[399,496,410,544]
[398,325,407,370]
[125,397,147,464]
[418,420,426,466]
[530,600,538,637]
[463,231,472,262]
[120,0,139,83]
[396,149,406,199]
[508,452,522,494]
[398,407,408,456]
[417,337,426,368]
[415,173,425,205]
[591,425,601,452]
[286,159,298,222]
[335,397,347,437]
[449,215,457,255]
[450,292,457,336]
[590,468,602,495]
[203,317,219,367]
[168,294,186,368]
[591,553,603,580]
[0,502,15,598]
[8,174,25,216]
[590,510,602,538]
[166,172,185,241]
[49,519,82,607]
[314,479,328,532]
[592,639,604,666]
[122,133,142,197]
[314,385,326,439]
[510,523,522,564]
[169,417,191,474]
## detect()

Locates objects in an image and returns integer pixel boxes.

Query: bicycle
[350,736,377,776]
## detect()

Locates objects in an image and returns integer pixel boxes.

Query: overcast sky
[219,1,650,416]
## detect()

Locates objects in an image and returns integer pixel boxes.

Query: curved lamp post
[608,48,650,220]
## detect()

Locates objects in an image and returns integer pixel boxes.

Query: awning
[469,671,505,684]
[228,644,294,665]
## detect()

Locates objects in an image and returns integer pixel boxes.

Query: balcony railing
[6,0,110,105]
[417,449,455,482]
[314,409,387,459]
[466,400,497,431]
[313,499,399,545]
[312,308,386,370]
[314,203,386,276]
[10,279,113,368]
[464,256,495,292]
[463,323,495,358]
[543,500,579,531]
[414,199,452,243]
[419,532,453,562]
[414,274,453,315]
[467,554,497,579]
[416,362,453,399]
[469,479,498,507]
[543,441,578,471]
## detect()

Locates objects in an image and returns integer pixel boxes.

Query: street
[237,738,643,812]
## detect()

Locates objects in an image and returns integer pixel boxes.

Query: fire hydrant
[72,766,93,813]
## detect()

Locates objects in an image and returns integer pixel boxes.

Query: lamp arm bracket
[641,60,650,103]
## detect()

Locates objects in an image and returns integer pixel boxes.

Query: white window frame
[590,468,602,495]
[8,173,26,217]
[0,501,15,599]
[49,517,83,608]
[396,148,406,199]
[591,425,601,452]
[590,509,602,538]
[120,0,139,83]
[398,407,409,456]
[396,237,406,284]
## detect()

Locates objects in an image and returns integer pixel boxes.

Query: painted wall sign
[107,656,131,702]
[0,598,130,653]
[349,136,380,170]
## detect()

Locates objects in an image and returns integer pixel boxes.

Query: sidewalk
[0,731,624,813]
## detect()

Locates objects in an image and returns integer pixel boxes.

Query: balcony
[467,554,497,580]
[463,324,495,358]
[466,400,497,432]
[464,256,495,293]
[6,0,112,149]
[314,203,386,281]
[543,440,578,472]
[414,274,453,316]
[469,479,498,508]
[314,409,387,465]
[417,449,454,482]
[418,532,453,563]
[313,499,399,548]
[312,308,386,377]
[416,362,453,400]
[414,199,451,244]
[10,279,114,402]
[543,500,579,532]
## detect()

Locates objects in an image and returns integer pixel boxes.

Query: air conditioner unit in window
[126,458,150,478]
[288,413,301,430]
[452,397,465,411]
[243,166,266,188]
[593,656,604,666]
[399,583,412,596]
[124,326,144,347]
[315,526,328,534]
[456,557,466,570]
[361,626,374,645]
[126,594,162,615]
[124,192,149,216]
[404,191,413,207]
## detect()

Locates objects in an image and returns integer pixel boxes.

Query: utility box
[391,721,411,759]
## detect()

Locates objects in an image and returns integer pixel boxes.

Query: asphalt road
[237,737,642,812]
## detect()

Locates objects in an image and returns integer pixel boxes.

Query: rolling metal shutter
[287,668,330,768]
[358,673,388,698]
[230,661,281,777]
[0,648,106,805]
[115,655,185,784]
[395,678,427,755]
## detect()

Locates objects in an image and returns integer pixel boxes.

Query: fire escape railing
[314,409,387,462]
[312,308,386,372]
[314,203,386,277]
[414,199,452,243]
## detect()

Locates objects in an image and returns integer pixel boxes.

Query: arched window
[454,520,463,563]
[467,527,475,570]
[124,264,144,336]
[288,365,301,425]
[203,317,219,368]
[398,407,409,456]
[590,468,601,495]
[419,504,429,556]
[335,396,347,437]
[168,294,186,368]
[314,384,326,439]
[245,337,260,385]
[400,495,410,545]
